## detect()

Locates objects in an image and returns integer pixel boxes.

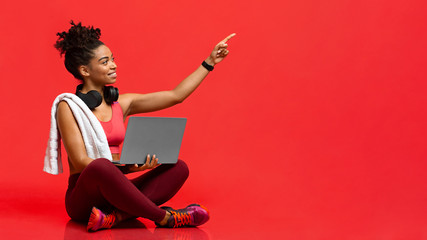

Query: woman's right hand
[205,33,236,66]
[128,154,160,172]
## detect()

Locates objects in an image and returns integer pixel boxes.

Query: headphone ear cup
[104,86,119,105]
[75,84,103,110]
[85,91,103,110]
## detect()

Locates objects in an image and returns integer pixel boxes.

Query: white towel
[44,93,112,175]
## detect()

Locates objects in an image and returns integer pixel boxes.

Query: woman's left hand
[205,33,236,66]
[128,154,160,172]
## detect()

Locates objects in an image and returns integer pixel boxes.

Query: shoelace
[88,208,116,230]
[171,210,192,228]
[101,213,116,229]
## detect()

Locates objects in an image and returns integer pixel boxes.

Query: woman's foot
[156,204,210,228]
[87,207,117,232]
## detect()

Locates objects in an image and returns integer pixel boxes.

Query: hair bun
[54,20,102,56]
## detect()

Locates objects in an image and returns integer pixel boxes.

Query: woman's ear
[79,65,90,77]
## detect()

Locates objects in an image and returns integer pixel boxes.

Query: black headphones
[75,84,119,110]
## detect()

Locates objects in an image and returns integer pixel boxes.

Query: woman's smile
[108,71,117,79]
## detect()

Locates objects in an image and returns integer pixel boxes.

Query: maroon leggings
[65,158,189,223]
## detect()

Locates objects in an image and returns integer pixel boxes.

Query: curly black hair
[54,20,104,80]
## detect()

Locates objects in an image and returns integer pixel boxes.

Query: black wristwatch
[202,61,214,71]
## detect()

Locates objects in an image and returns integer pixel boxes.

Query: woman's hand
[128,154,160,173]
[205,33,236,66]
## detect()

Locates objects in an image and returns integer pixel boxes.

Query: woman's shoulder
[57,100,73,116]
[56,101,80,133]
[117,93,134,101]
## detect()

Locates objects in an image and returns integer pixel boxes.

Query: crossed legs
[65,158,189,223]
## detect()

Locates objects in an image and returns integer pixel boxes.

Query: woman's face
[84,45,117,86]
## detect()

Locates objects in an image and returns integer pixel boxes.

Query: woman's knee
[176,159,189,180]
[84,158,117,176]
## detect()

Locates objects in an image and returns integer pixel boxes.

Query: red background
[1,0,426,239]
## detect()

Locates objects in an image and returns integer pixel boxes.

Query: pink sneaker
[156,204,210,228]
[87,207,116,232]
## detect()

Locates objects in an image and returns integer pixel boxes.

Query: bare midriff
[112,153,120,161]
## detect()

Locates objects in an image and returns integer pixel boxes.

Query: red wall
[1,0,426,237]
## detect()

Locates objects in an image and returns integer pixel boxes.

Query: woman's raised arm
[120,33,236,117]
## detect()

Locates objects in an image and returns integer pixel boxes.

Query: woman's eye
[111,57,115,62]
[103,60,108,65]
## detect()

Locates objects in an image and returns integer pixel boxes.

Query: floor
[2,181,427,240]
[1,155,427,240]
[0,174,283,240]
[0,191,275,240]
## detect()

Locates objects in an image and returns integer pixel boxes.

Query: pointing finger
[222,33,236,43]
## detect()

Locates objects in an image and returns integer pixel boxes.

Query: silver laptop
[115,117,186,165]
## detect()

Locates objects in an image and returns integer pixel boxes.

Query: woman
[48,21,235,231]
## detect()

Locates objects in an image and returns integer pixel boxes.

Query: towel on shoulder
[43,93,112,175]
